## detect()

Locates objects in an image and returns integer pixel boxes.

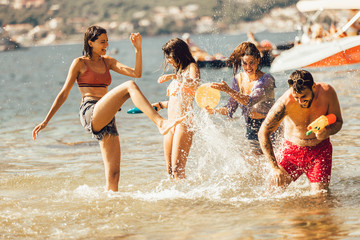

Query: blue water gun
[127,106,158,114]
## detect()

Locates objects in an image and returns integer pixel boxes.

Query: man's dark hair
[288,69,314,93]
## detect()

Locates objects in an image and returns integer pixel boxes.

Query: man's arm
[259,99,286,169]
[326,85,343,135]
[259,99,289,187]
[317,85,343,140]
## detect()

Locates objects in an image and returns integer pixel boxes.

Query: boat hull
[197,59,227,68]
[307,45,360,68]
[270,35,360,72]
[197,50,274,69]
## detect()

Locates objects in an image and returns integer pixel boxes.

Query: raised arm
[109,33,142,78]
[32,58,80,140]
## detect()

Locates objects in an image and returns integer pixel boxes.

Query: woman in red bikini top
[76,57,112,88]
[32,26,184,192]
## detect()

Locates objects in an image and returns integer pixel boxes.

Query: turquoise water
[1,32,360,239]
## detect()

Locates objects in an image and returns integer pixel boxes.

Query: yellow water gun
[306,114,337,136]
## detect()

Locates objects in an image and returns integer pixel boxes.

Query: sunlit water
[1,33,360,239]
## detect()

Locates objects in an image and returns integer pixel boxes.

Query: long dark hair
[162,38,196,74]
[226,41,261,76]
[82,25,107,59]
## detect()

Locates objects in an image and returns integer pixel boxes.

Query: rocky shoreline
[2,6,301,49]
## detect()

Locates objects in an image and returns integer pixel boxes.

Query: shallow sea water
[1,33,360,239]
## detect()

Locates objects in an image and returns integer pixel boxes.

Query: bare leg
[92,80,184,135]
[171,124,194,179]
[163,130,174,177]
[310,182,329,194]
[99,134,121,191]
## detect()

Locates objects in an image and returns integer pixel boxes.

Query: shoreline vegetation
[0,0,300,48]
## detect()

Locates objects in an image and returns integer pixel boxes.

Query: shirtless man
[258,69,343,193]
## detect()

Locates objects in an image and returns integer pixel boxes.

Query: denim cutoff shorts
[79,97,118,141]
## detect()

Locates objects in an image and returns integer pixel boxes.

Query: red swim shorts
[276,138,332,183]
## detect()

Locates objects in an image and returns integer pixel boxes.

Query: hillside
[1,0,298,37]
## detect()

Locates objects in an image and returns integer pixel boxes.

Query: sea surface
[1,32,360,240]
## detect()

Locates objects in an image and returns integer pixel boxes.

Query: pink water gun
[306,114,337,136]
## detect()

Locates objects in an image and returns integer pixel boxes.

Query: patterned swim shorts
[277,138,332,183]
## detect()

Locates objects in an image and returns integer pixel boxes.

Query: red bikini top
[77,57,112,87]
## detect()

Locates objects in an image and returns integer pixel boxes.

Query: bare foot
[173,173,186,180]
[158,115,187,135]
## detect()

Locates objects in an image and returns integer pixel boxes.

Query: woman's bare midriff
[249,111,266,119]
[167,95,194,120]
[79,86,108,100]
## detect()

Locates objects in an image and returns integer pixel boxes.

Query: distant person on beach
[300,25,312,44]
[154,38,200,179]
[258,69,343,194]
[32,26,184,191]
[311,24,329,42]
[346,9,360,36]
[206,42,277,154]
[182,33,201,53]
[182,33,215,61]
[327,23,348,40]
[247,32,274,65]
[247,32,260,47]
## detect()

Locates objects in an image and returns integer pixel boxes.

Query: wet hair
[226,41,261,76]
[288,69,314,93]
[162,38,196,73]
[83,25,107,59]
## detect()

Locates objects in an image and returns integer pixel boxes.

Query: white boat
[270,0,360,73]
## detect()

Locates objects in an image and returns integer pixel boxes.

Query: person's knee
[126,80,139,90]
